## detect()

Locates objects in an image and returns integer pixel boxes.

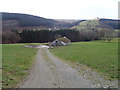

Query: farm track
[19,48,118,88]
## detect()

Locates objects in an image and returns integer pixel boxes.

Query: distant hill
[54,19,85,29]
[71,19,120,30]
[2,12,80,30]
[55,19,86,24]
[2,12,57,30]
[2,12,119,31]
[99,19,120,29]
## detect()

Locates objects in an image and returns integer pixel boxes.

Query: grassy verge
[50,39,119,80]
[2,44,37,88]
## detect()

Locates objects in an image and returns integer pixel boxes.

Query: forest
[2,29,118,44]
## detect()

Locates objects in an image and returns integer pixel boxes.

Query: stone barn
[49,37,71,47]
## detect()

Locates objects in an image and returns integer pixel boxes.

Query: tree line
[19,29,107,43]
[2,29,118,44]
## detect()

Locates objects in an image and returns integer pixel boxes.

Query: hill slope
[71,19,120,30]
[2,12,80,30]
[2,12,57,28]
[100,19,120,29]
[2,12,119,31]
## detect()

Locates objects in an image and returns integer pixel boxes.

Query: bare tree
[2,30,21,44]
[102,28,115,42]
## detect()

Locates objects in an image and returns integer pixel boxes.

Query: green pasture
[50,39,119,80]
[2,44,37,88]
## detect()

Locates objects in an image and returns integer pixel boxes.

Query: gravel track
[19,48,93,88]
[19,48,118,88]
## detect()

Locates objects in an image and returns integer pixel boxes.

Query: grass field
[50,39,119,80]
[2,44,37,88]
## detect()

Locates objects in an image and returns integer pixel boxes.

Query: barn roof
[56,37,71,43]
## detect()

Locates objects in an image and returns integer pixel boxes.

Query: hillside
[100,19,120,29]
[71,19,120,30]
[54,19,84,29]
[2,12,80,30]
[2,12,57,30]
[2,12,120,31]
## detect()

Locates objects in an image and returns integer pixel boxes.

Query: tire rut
[41,48,61,88]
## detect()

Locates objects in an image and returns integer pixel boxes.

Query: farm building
[49,37,71,47]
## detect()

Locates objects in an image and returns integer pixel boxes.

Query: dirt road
[19,48,118,88]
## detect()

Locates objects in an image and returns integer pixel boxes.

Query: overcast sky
[0,0,119,19]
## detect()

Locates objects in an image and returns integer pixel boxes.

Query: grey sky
[1,0,119,19]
